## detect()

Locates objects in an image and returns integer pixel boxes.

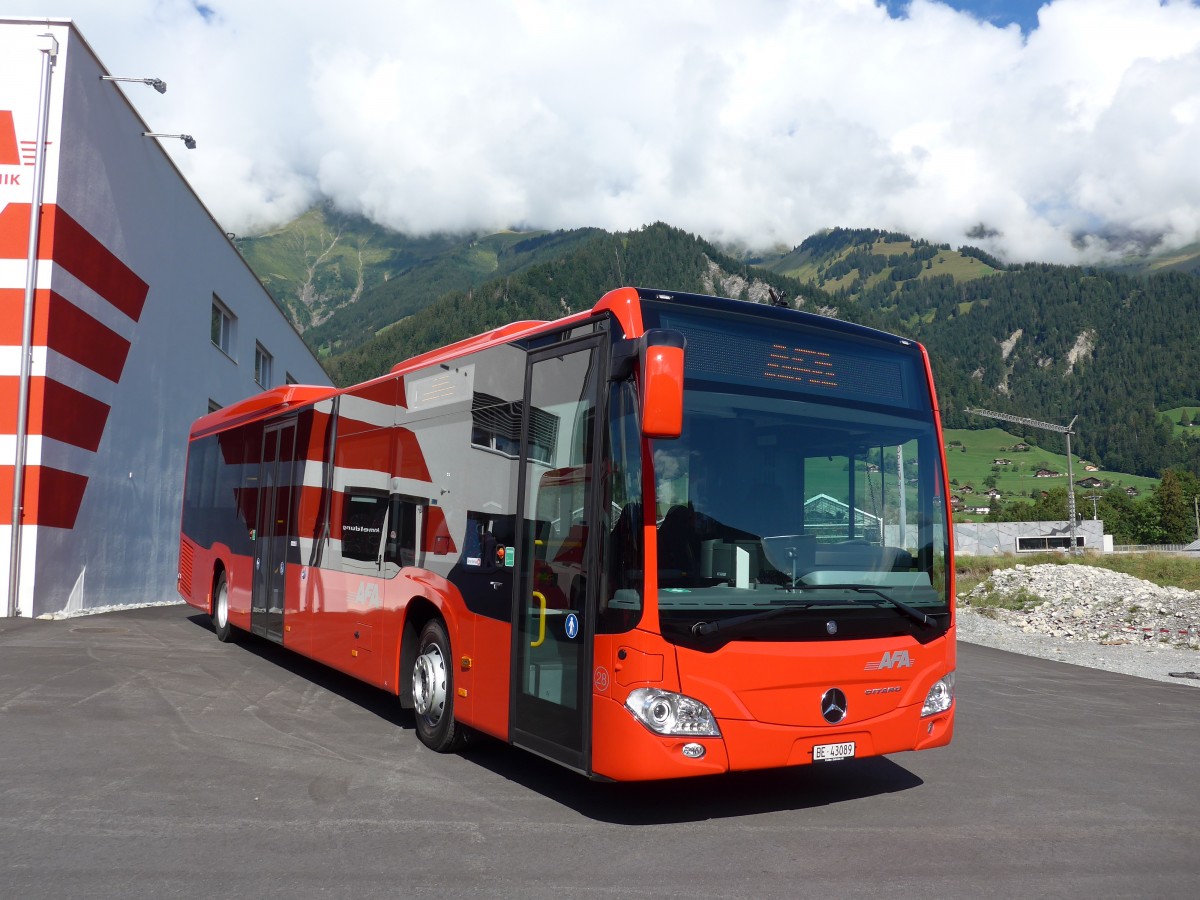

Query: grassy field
[1159,406,1200,439]
[942,427,1159,519]
[771,238,998,293]
[953,552,1200,602]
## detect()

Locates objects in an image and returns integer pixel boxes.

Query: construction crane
[966,408,1080,555]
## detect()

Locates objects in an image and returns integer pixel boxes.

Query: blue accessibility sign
[564,613,580,640]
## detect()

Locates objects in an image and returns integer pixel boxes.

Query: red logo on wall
[0,111,18,165]
[0,109,50,169]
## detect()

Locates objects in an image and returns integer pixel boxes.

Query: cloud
[7,0,1200,262]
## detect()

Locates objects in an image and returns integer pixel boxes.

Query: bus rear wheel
[412,618,465,753]
[213,573,235,643]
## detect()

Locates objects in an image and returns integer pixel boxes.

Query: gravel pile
[957,562,1200,686]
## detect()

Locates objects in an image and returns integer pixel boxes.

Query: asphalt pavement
[1,604,1198,899]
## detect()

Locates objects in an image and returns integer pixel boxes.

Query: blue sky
[889,1,1047,32]
[5,1,1199,263]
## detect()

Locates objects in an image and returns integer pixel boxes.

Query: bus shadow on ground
[186,613,923,824]
[185,614,413,730]
[463,740,924,824]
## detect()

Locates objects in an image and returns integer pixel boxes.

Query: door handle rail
[530,591,547,647]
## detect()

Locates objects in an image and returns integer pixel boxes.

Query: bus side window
[341,492,389,566]
[384,495,420,571]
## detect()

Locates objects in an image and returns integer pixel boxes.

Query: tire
[411,618,465,752]
[212,573,236,643]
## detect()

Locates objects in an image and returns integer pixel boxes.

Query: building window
[254,343,273,387]
[211,295,234,356]
[1016,536,1085,552]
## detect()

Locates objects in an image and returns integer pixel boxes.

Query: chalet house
[1011,443,1030,452]
[986,488,1002,498]
[1075,477,1104,488]
[1126,487,1139,496]
[992,458,1012,466]
[1035,469,1061,478]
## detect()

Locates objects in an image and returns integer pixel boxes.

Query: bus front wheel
[412,618,465,753]
[213,573,235,643]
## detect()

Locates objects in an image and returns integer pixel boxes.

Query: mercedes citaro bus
[179,287,955,780]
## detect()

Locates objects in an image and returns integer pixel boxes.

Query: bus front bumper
[590,693,954,781]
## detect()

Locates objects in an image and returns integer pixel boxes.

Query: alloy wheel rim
[413,643,447,725]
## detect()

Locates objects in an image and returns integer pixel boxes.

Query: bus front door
[511,337,604,773]
[251,419,297,642]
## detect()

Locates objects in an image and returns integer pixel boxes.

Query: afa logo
[864,649,913,671]
[353,581,383,609]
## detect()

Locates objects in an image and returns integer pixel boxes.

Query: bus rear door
[251,418,297,642]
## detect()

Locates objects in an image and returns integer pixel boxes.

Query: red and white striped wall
[1,19,331,617]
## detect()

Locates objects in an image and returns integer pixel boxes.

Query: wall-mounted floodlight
[144,132,196,149]
[102,75,167,93]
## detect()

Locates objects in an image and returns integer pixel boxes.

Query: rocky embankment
[956,562,1200,686]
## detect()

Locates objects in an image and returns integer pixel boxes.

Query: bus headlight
[625,688,721,737]
[921,672,955,717]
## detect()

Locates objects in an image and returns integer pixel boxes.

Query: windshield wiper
[690,585,939,636]
[691,602,818,636]
[810,584,938,629]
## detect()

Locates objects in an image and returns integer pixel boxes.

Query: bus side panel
[377,568,512,742]
[180,427,260,625]
[282,403,337,659]
[296,383,399,682]
[225,552,254,633]
[392,346,526,740]
[178,534,209,613]
[302,565,384,685]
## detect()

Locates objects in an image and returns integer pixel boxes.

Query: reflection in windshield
[651,387,949,630]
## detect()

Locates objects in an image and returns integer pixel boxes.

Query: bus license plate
[813,741,855,762]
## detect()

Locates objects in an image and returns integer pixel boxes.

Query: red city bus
[178,287,955,780]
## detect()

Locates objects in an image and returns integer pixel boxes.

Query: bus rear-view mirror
[640,329,686,439]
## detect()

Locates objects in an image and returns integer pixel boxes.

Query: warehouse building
[1,18,330,618]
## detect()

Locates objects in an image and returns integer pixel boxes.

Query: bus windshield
[640,301,951,646]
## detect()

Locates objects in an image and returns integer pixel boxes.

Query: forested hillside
[325,223,824,385]
[855,265,1200,478]
[236,204,607,355]
[235,214,1200,496]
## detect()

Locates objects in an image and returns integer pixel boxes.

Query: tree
[1153,469,1200,543]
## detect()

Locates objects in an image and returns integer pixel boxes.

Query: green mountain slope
[235,205,609,357]
[1125,241,1200,277]
[234,210,1200,485]
[762,227,1002,299]
[302,227,605,357]
[235,204,462,331]
[325,223,825,386]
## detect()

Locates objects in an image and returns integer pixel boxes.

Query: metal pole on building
[7,32,58,618]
